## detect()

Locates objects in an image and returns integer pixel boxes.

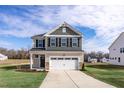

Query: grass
[0,59,47,88]
[82,63,124,88]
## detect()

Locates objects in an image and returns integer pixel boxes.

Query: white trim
[50,37,56,47]
[61,37,67,47]
[45,35,81,37]
[35,39,44,48]
[38,40,43,48]
[49,56,80,70]
[72,37,78,47]
[62,27,66,33]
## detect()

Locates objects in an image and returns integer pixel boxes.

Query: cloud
[0,40,12,49]
[0,5,124,52]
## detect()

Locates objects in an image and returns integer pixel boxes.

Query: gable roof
[0,53,7,58]
[31,22,82,39]
[109,32,124,49]
[44,21,82,36]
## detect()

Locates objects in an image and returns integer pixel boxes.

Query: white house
[101,57,109,62]
[109,32,124,65]
[88,57,97,63]
[0,53,8,60]
[29,22,84,71]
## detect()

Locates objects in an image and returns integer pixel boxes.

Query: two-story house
[29,22,84,71]
[109,32,124,65]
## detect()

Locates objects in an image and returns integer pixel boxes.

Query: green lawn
[83,63,124,88]
[0,65,47,88]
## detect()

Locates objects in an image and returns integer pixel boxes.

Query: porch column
[30,53,33,69]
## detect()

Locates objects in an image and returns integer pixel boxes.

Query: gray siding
[46,37,82,51]
[31,23,82,51]
[50,27,79,35]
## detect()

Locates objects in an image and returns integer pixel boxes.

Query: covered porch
[30,54,45,70]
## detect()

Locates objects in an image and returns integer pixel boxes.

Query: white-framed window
[72,38,78,47]
[50,37,56,47]
[61,37,67,47]
[62,27,66,33]
[38,40,43,48]
[35,39,43,48]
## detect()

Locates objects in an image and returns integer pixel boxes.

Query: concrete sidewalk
[40,70,115,88]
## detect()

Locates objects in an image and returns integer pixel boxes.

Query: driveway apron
[40,70,115,88]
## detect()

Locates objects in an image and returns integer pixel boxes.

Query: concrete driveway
[40,70,115,88]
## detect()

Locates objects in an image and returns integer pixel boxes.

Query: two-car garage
[49,56,79,70]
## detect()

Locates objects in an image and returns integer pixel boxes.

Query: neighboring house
[100,57,109,62]
[88,57,97,63]
[29,22,84,71]
[109,32,124,65]
[0,53,8,60]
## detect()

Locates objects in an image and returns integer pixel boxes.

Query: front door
[40,55,45,68]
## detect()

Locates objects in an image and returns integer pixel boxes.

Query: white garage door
[50,57,78,70]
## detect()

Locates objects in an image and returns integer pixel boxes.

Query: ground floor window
[118,57,120,62]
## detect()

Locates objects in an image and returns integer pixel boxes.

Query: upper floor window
[72,38,78,47]
[62,27,66,33]
[50,37,56,47]
[35,39,44,48]
[120,48,124,53]
[61,37,67,47]
[38,40,43,48]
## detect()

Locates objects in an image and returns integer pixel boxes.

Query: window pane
[58,58,63,60]
[61,37,67,47]
[51,58,57,60]
[35,55,38,58]
[62,27,66,33]
[72,38,78,42]
[73,43,77,47]
[50,37,56,47]
[72,58,78,60]
[65,58,71,60]
[38,40,43,47]
[62,43,66,46]
[51,43,55,46]
[72,38,78,47]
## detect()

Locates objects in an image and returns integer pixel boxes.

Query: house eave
[45,35,82,37]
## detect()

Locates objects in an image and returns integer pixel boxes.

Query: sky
[0,5,124,52]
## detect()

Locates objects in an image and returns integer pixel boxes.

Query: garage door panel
[50,57,78,70]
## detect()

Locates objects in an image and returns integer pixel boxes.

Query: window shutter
[48,38,50,47]
[78,38,80,47]
[67,38,69,47]
[56,38,58,47]
[70,38,72,47]
[43,39,45,47]
[36,39,38,48]
[59,38,61,47]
